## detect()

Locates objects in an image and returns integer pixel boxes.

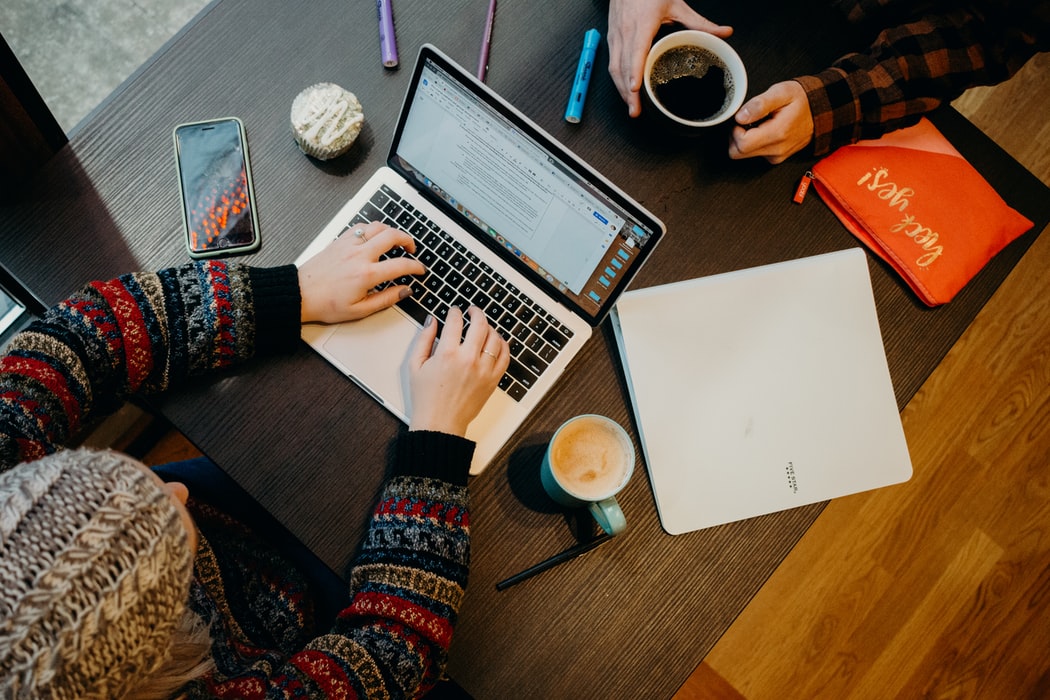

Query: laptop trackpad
[321,308,417,420]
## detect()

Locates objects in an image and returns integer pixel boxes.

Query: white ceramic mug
[643,30,747,128]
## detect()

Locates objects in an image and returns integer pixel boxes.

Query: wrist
[297,267,318,323]
[408,414,470,437]
[395,430,475,484]
[247,264,302,354]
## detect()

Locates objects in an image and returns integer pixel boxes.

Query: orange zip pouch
[804,118,1033,306]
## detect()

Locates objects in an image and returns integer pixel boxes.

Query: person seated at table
[0,221,508,698]
[607,0,1050,162]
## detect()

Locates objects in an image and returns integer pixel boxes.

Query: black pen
[496,533,613,591]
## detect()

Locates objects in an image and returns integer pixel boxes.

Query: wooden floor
[676,55,1050,700]
[126,57,1050,700]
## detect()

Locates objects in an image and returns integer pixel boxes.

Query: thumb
[672,6,733,38]
[735,82,794,126]
[407,315,439,371]
[353,285,414,318]
[735,92,771,127]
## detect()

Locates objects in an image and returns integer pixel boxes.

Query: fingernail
[424,315,433,328]
[398,286,411,300]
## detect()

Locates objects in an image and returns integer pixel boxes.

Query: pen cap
[583,28,601,50]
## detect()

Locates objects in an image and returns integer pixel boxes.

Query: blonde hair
[124,608,215,700]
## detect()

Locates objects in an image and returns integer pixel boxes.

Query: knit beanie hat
[0,448,195,699]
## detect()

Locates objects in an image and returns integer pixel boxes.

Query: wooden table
[3,1,1048,697]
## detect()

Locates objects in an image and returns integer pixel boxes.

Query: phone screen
[174,118,258,256]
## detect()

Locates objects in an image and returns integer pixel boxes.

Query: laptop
[295,45,666,474]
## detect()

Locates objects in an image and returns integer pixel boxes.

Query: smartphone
[173,117,260,258]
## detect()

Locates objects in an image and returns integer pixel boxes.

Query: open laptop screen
[389,46,664,325]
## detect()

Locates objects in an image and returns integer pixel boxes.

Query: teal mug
[540,415,635,535]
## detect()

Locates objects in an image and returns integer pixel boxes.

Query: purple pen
[377,0,399,69]
[477,0,497,81]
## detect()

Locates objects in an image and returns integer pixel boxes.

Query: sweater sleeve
[0,261,301,469]
[799,0,1050,155]
[193,431,475,700]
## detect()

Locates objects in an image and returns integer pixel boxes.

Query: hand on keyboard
[346,186,575,402]
[298,222,425,324]
[406,306,510,437]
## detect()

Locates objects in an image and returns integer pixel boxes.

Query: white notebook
[610,248,912,535]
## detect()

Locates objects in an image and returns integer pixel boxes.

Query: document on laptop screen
[392,58,655,316]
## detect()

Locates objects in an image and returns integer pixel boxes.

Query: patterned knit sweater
[0,261,473,699]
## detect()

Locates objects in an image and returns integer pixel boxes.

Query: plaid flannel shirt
[798,0,1050,156]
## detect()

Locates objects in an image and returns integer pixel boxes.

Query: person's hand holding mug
[608,0,733,117]
[729,80,815,163]
[297,221,425,324]
[406,306,509,437]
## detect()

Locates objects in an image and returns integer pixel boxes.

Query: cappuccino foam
[550,416,631,501]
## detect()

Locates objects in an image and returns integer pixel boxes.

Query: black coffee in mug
[650,46,734,122]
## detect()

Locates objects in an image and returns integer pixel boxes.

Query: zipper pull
[793,170,814,204]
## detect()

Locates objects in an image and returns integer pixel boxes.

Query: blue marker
[564,28,601,124]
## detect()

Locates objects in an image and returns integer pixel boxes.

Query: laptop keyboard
[336,185,574,402]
